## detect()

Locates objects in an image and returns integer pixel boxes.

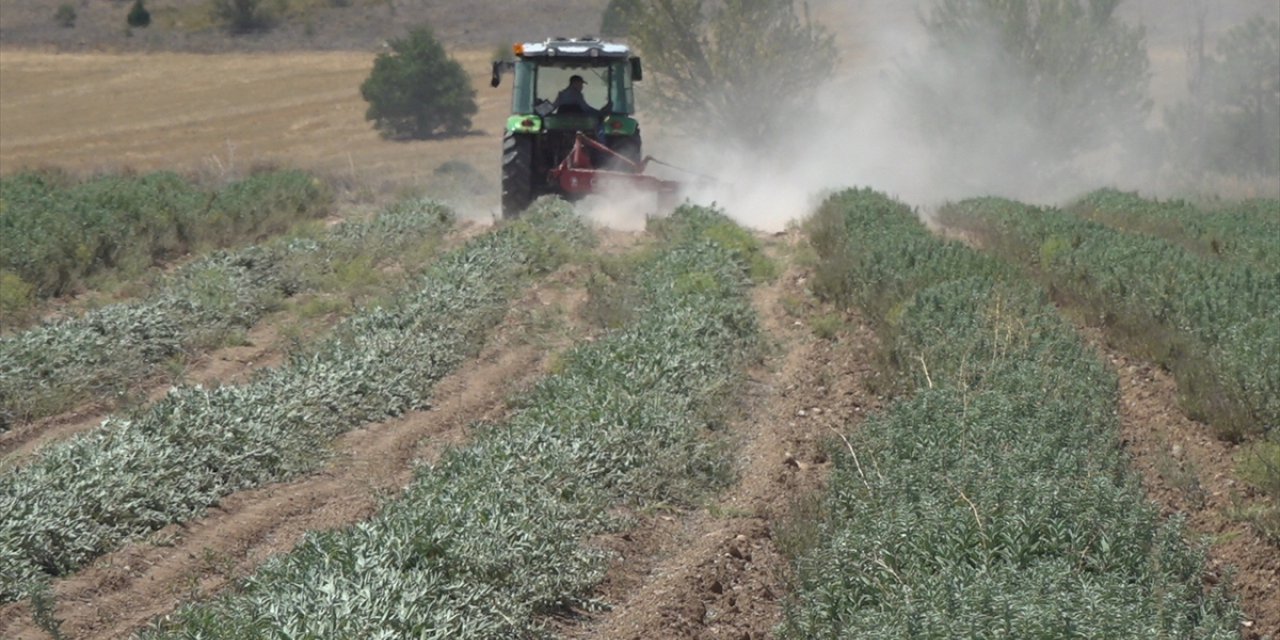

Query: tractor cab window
[512,60,636,116]
[536,66,611,115]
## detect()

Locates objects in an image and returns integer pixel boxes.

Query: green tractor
[491,37,676,218]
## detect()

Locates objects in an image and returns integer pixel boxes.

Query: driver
[553,75,610,116]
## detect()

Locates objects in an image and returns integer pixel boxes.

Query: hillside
[0,0,608,53]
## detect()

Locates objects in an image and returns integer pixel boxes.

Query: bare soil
[0,258,602,639]
[558,237,884,640]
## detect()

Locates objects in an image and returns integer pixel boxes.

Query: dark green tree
[127,0,151,28]
[1167,16,1279,177]
[627,0,836,146]
[907,0,1150,175]
[360,27,478,140]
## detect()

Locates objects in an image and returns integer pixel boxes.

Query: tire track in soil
[1086,331,1280,639]
[0,263,593,640]
[559,240,883,640]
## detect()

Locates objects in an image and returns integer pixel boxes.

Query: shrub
[1068,188,1280,272]
[53,3,76,27]
[209,0,276,34]
[127,0,152,28]
[360,26,477,140]
[940,197,1280,439]
[0,271,34,327]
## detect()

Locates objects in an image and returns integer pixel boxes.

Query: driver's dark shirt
[553,86,601,115]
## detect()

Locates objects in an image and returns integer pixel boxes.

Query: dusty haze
[640,0,1279,231]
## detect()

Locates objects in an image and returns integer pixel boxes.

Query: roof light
[513,43,524,56]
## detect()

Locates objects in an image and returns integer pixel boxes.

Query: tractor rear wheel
[502,131,534,218]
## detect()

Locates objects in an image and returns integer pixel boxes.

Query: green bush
[127,0,151,28]
[648,205,778,282]
[360,26,477,140]
[0,271,34,326]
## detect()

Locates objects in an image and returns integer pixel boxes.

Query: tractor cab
[492,37,642,120]
[493,37,660,218]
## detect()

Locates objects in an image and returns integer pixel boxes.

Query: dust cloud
[637,0,1278,232]
[576,183,666,231]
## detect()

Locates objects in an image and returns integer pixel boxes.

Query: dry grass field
[0,48,510,213]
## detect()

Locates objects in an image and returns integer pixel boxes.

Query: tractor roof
[515,37,632,60]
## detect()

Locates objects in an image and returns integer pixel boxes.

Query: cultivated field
[2,4,1278,638]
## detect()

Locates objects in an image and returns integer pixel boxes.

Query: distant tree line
[602,0,1279,180]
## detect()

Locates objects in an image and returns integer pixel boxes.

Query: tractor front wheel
[502,131,534,219]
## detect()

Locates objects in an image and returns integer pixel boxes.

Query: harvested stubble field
[3,6,1279,639]
[0,49,508,203]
